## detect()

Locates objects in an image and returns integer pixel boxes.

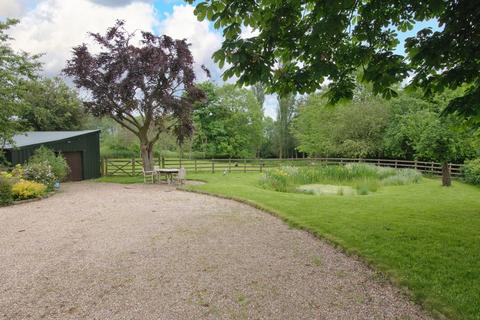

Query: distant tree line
[293,87,479,163]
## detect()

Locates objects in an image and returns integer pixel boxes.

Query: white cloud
[159,4,223,82]
[8,1,223,83]
[87,0,151,7]
[5,1,280,117]
[8,0,157,77]
[240,25,259,39]
[0,0,26,17]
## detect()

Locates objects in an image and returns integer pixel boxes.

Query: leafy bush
[29,146,69,181]
[11,179,47,200]
[23,161,56,189]
[0,176,13,205]
[463,159,480,185]
[0,171,13,180]
[259,167,289,192]
[10,164,24,179]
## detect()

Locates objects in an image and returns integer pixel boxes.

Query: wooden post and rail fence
[101,157,464,177]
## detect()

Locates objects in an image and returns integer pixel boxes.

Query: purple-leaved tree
[64,20,206,170]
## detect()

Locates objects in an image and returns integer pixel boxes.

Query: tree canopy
[292,94,390,158]
[190,0,479,118]
[193,82,263,158]
[0,19,40,156]
[276,94,296,158]
[64,20,206,170]
[20,77,86,131]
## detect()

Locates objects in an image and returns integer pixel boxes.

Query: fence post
[179,156,182,168]
[229,158,231,173]
[100,158,105,176]
[105,158,108,176]
[395,160,398,168]
[211,158,215,173]
[161,156,165,168]
[132,158,135,176]
[244,159,247,173]
[431,161,434,173]
[259,159,263,172]
[414,160,418,170]
[195,159,197,173]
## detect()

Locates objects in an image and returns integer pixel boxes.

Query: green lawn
[182,173,480,320]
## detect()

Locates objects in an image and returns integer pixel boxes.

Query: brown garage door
[63,151,83,181]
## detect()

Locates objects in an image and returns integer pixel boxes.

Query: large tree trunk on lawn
[140,141,155,171]
[442,161,451,187]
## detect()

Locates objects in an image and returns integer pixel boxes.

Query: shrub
[10,164,24,179]
[463,159,480,185]
[23,161,56,189]
[0,176,13,205]
[11,179,47,200]
[29,146,69,182]
[0,171,13,180]
[259,167,289,192]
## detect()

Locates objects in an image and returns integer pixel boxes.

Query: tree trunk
[442,161,451,187]
[140,141,155,171]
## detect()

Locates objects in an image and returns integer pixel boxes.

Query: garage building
[4,130,101,181]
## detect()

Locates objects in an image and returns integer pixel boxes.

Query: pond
[297,184,355,196]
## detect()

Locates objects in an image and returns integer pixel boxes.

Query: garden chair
[176,167,186,185]
[142,167,156,184]
[154,165,162,182]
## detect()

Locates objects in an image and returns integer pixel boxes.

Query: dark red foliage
[63,20,206,145]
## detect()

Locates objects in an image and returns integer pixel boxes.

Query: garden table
[156,168,179,184]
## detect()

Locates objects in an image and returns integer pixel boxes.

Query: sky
[1,0,439,119]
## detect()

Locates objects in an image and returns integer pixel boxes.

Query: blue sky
[395,19,440,55]
[153,0,183,15]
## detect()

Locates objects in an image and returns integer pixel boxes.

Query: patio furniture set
[142,166,186,184]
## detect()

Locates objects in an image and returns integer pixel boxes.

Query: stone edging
[1,190,57,207]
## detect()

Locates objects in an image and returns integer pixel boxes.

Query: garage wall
[8,131,101,180]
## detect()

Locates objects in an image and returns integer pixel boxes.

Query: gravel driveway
[0,182,430,320]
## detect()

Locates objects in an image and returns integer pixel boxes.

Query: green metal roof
[4,130,100,149]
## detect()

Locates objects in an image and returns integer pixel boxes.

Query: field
[174,172,480,320]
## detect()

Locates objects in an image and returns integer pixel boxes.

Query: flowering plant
[11,179,47,200]
[23,161,56,189]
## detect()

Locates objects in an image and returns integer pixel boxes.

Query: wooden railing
[102,157,464,177]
